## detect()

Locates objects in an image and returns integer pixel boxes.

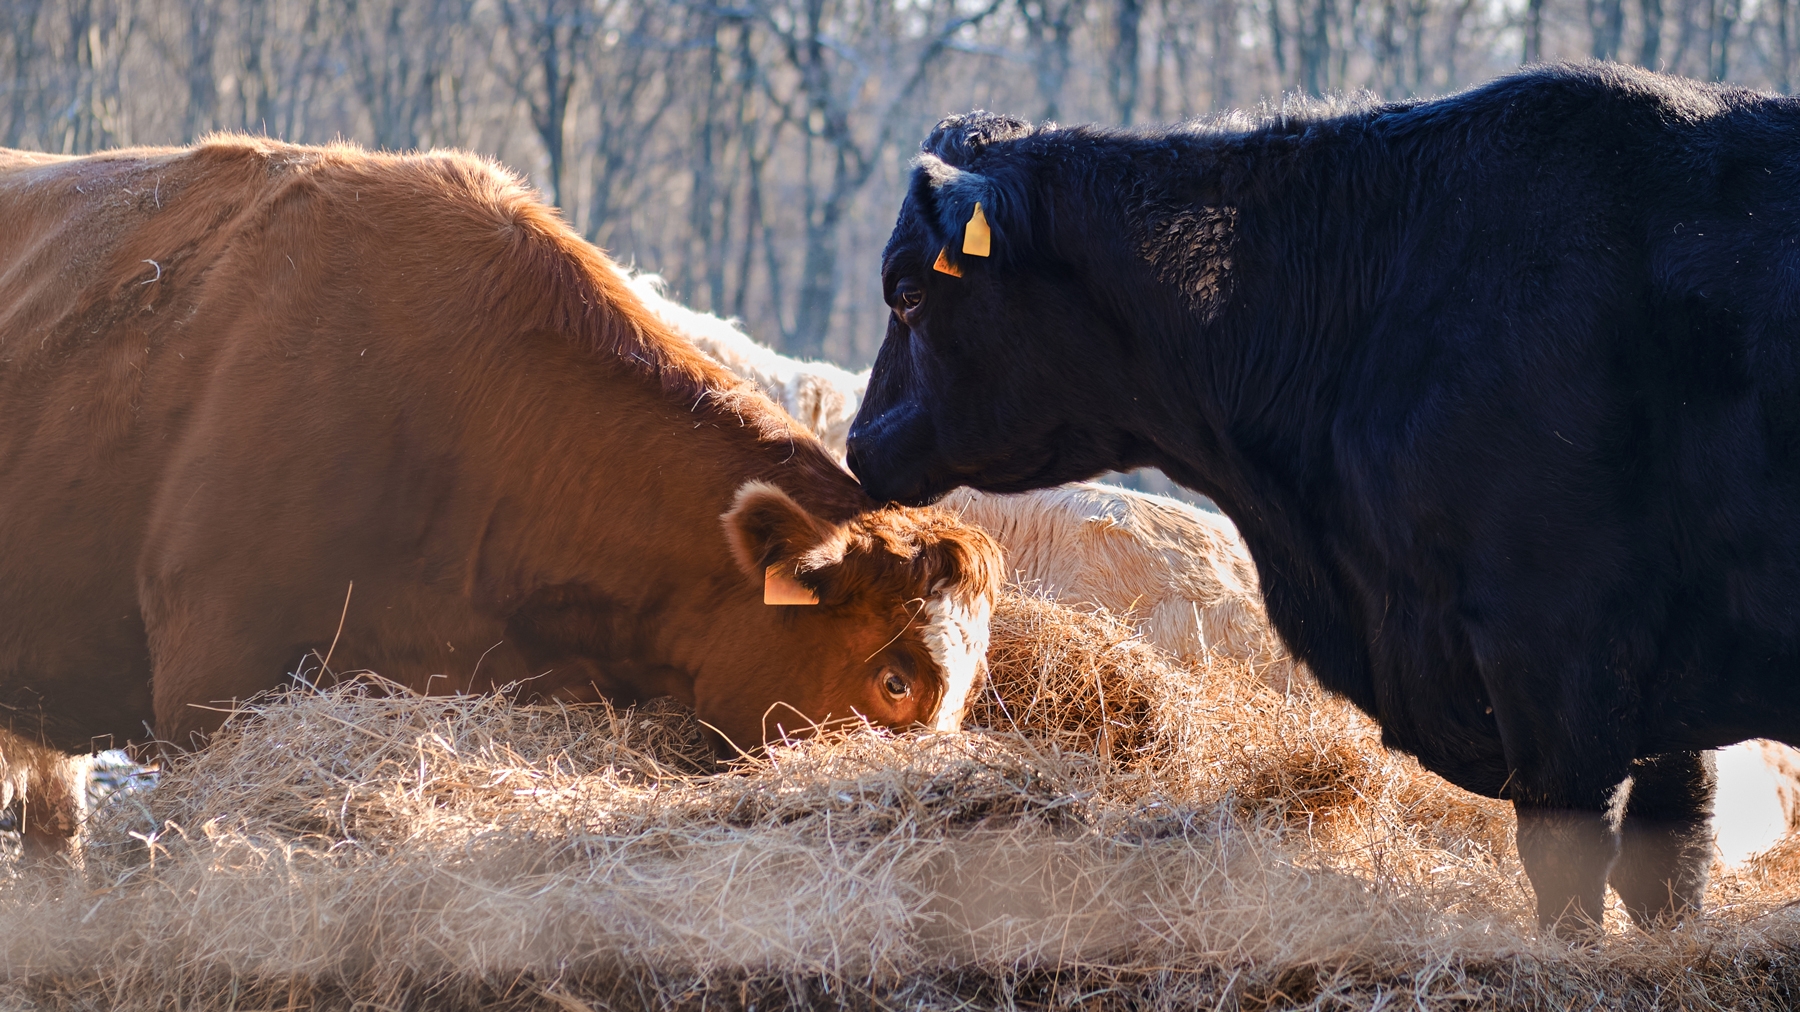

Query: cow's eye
[892,281,924,318]
[881,669,911,699]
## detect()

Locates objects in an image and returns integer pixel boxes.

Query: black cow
[847,63,1800,933]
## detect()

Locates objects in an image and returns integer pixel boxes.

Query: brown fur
[0,138,1001,843]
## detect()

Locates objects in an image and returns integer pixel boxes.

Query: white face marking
[919,592,992,732]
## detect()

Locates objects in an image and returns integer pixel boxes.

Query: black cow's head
[847,113,1155,506]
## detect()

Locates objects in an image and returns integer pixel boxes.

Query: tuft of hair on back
[920,111,1037,170]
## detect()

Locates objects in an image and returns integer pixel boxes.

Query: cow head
[704,481,1002,756]
[847,113,1156,506]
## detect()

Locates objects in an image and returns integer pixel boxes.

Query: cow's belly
[1373,705,1513,799]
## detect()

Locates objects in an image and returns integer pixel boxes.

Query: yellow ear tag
[764,564,820,605]
[932,247,962,277]
[962,201,992,257]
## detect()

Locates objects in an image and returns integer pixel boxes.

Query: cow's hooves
[1538,901,1606,941]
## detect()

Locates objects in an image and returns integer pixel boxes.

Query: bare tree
[1588,0,1625,59]
[1710,0,1740,78]
[0,0,1790,362]
[59,0,137,152]
[581,0,679,243]
[1019,0,1078,119]
[341,0,468,150]
[1640,0,1664,67]
[2,0,50,147]
[1109,0,1142,121]
[1209,0,1240,109]
[180,1,217,141]
[1779,0,1795,89]
[494,0,590,211]
[754,0,1006,357]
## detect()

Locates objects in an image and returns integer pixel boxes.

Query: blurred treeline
[2,0,1794,364]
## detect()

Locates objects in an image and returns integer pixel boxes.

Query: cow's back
[0,140,569,749]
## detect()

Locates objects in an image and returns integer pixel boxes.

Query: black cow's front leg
[1490,680,1635,933]
[1609,750,1716,928]
[1513,800,1619,933]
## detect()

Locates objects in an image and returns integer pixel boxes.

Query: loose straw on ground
[1,588,1799,1010]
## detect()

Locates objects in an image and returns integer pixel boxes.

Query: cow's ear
[912,155,1007,265]
[723,482,838,600]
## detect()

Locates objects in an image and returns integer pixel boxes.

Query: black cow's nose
[844,437,868,481]
[846,438,907,503]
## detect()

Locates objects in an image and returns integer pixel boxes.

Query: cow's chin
[846,437,951,506]
[849,403,1096,505]
[849,447,989,507]
[850,435,1084,507]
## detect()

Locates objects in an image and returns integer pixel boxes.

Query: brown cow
[0,138,1001,857]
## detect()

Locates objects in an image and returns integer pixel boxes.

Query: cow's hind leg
[1609,750,1716,929]
[20,753,90,866]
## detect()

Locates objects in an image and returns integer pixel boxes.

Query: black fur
[847,63,1800,931]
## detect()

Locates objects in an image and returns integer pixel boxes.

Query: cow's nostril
[845,441,869,481]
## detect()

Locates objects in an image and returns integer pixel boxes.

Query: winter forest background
[3,0,1794,366]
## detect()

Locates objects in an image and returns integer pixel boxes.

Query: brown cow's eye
[881,669,911,699]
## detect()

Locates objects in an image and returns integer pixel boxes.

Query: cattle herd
[0,62,1798,939]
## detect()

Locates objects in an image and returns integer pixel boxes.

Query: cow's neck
[467,333,867,704]
[1086,119,1418,712]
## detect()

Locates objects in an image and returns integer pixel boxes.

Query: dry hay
[0,590,1798,1010]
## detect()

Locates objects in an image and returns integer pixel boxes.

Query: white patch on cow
[920,591,991,732]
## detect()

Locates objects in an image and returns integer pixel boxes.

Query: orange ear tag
[962,202,992,257]
[764,564,820,605]
[932,247,962,277]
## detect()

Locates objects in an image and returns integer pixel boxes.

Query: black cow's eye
[881,669,911,699]
[893,281,924,318]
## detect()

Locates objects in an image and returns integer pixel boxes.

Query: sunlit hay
[976,588,1174,763]
[983,587,1526,920]
[1,590,1800,1008]
[0,687,1405,996]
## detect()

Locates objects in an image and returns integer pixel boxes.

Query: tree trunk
[1780,0,1793,91]
[184,0,217,142]
[1639,0,1663,66]
[791,194,845,359]
[1710,0,1737,79]
[1022,0,1075,121]
[1110,0,1141,123]
[2,0,46,148]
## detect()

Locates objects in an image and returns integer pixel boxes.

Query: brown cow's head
[705,481,1002,756]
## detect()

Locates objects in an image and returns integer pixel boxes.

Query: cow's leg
[1513,798,1619,934]
[1490,676,1633,935]
[1609,750,1716,929]
[19,753,90,867]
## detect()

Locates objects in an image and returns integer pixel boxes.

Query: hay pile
[2,591,1800,1010]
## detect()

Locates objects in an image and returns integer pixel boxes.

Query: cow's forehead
[919,591,991,732]
[881,193,935,270]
